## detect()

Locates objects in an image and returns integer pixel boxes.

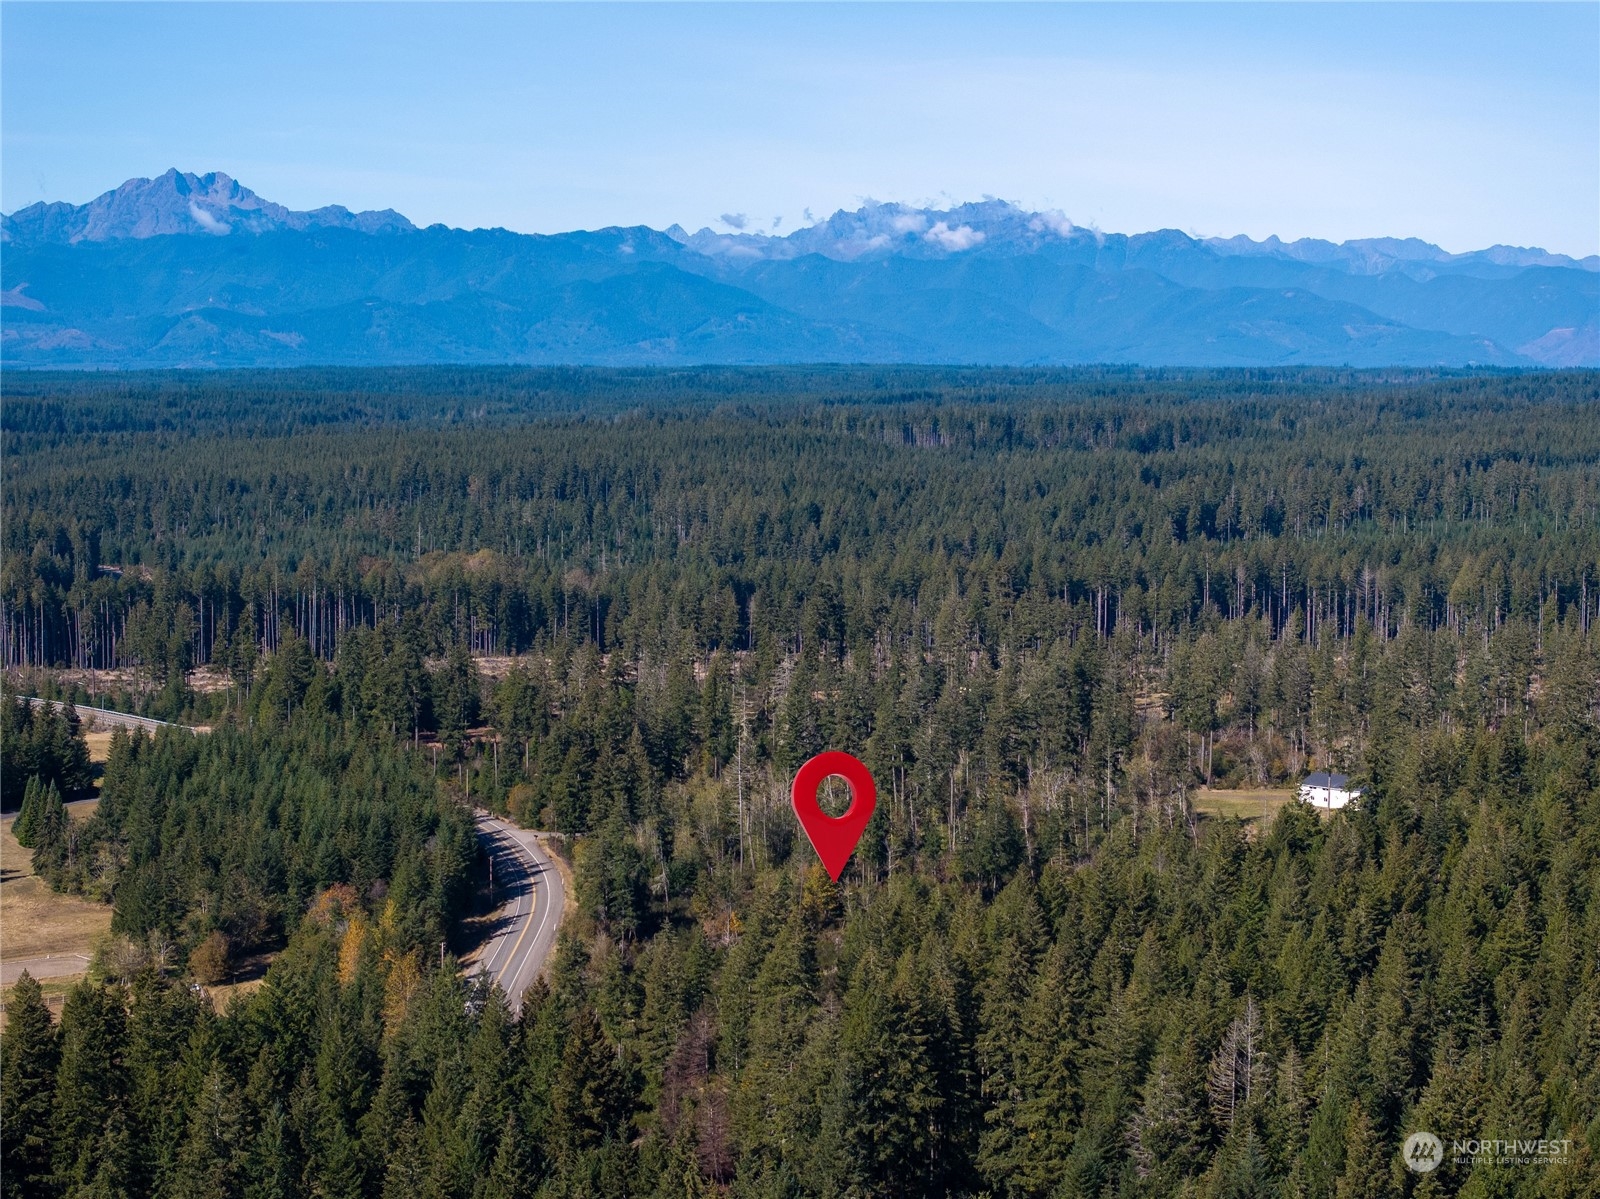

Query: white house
[1299,771,1361,810]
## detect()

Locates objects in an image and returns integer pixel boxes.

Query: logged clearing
[0,807,113,980]
[1193,788,1297,823]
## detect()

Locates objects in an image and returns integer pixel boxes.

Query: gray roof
[1303,772,1351,789]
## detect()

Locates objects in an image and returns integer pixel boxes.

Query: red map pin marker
[791,751,876,881]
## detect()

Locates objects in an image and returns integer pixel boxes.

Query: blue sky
[3,2,1596,256]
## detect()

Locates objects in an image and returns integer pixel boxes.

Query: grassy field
[1,806,112,962]
[1192,787,1298,824]
[83,730,114,763]
[1,729,120,1021]
[0,806,115,1023]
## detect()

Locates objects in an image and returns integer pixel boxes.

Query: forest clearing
[1191,787,1297,824]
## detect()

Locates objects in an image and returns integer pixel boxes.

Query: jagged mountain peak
[1,169,416,244]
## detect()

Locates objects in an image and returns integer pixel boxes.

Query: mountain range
[3,169,1596,368]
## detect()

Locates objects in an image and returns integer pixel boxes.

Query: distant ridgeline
[3,170,1596,368]
[3,367,1599,1196]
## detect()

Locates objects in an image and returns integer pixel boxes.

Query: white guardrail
[16,697,183,734]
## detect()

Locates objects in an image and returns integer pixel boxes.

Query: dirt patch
[26,667,149,700]
[419,654,526,682]
[186,666,233,694]
[201,951,275,1012]
[205,975,269,1012]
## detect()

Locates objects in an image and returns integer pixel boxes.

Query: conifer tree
[550,1006,633,1164]
[13,774,43,847]
[169,1064,245,1199]
[28,779,69,885]
[72,1107,137,1199]
[244,1100,296,1199]
[1,970,61,1195]
[1127,1038,1210,1192]
[50,982,129,1190]
[834,951,947,1197]
[1332,1102,1387,1199]
[998,939,1082,1196]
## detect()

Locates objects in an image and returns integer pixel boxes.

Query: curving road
[472,814,566,1012]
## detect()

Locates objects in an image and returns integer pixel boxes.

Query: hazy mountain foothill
[4,169,1595,368]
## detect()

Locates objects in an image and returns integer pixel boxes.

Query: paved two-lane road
[472,814,566,1012]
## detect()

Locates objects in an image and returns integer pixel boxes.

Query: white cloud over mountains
[188,201,230,234]
[1029,210,1074,238]
[925,221,984,251]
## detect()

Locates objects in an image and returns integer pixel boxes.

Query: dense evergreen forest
[3,367,1598,1198]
